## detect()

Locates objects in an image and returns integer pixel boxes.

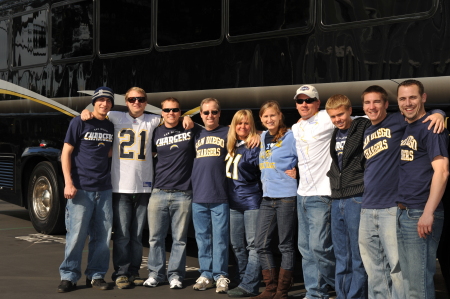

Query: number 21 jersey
[108,111,161,193]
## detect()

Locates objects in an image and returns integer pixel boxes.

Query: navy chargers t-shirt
[226,141,262,210]
[64,116,114,191]
[191,125,229,203]
[335,129,348,171]
[363,113,406,209]
[152,123,200,190]
[398,113,449,210]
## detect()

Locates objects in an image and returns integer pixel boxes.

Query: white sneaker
[215,275,230,293]
[192,276,213,291]
[143,277,159,287]
[170,278,182,289]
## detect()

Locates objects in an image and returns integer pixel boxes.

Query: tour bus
[0,0,449,285]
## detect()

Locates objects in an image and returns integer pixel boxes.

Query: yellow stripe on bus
[0,89,77,117]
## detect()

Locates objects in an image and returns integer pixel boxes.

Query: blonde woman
[226,110,262,297]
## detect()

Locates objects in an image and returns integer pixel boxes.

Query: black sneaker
[57,280,76,293]
[86,278,111,290]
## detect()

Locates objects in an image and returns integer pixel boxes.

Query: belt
[397,203,407,210]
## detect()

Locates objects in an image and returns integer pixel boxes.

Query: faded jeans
[359,207,405,299]
[147,188,192,283]
[59,189,113,283]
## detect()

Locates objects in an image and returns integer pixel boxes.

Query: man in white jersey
[291,85,336,299]
[81,88,193,289]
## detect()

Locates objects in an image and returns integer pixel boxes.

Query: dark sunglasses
[202,110,219,115]
[295,97,318,104]
[162,108,180,113]
[127,97,146,103]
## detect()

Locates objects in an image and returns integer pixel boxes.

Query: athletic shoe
[216,275,230,293]
[89,278,111,290]
[193,276,213,291]
[130,274,145,286]
[170,278,183,289]
[57,280,76,293]
[143,277,159,287]
[115,276,131,289]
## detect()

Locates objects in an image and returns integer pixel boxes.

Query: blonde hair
[125,87,147,102]
[325,94,352,110]
[259,101,287,142]
[227,110,257,157]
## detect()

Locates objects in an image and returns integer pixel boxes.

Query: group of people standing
[57,79,448,299]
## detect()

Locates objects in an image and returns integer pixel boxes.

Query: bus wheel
[27,162,65,235]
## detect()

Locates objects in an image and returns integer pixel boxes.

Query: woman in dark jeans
[255,101,298,299]
[225,109,262,297]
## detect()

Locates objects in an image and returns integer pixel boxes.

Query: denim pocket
[406,209,423,220]
[352,196,363,204]
[319,196,332,205]
[386,206,398,216]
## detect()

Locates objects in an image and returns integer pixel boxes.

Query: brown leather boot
[273,268,293,299]
[253,268,279,299]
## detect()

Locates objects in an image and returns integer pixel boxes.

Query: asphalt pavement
[0,200,448,299]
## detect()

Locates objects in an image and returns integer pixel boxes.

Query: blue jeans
[112,193,150,279]
[59,189,113,283]
[297,195,335,299]
[230,208,261,295]
[397,208,444,299]
[192,202,229,281]
[255,197,296,271]
[147,188,192,283]
[331,196,368,299]
[359,207,405,299]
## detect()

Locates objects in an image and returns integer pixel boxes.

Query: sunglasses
[295,97,318,104]
[162,108,180,113]
[202,110,219,116]
[127,97,146,103]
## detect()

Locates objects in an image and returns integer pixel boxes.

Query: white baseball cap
[293,85,319,100]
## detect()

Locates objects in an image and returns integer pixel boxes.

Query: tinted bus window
[322,0,433,24]
[51,0,93,60]
[0,19,7,69]
[99,0,151,54]
[156,0,221,47]
[12,10,48,67]
[229,0,309,36]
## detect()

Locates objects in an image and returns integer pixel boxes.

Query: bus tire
[27,161,66,235]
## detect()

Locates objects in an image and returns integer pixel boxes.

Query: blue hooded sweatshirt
[259,130,298,198]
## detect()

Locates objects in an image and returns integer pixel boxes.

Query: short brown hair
[361,85,388,104]
[325,94,351,110]
[397,79,424,95]
[161,97,180,108]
